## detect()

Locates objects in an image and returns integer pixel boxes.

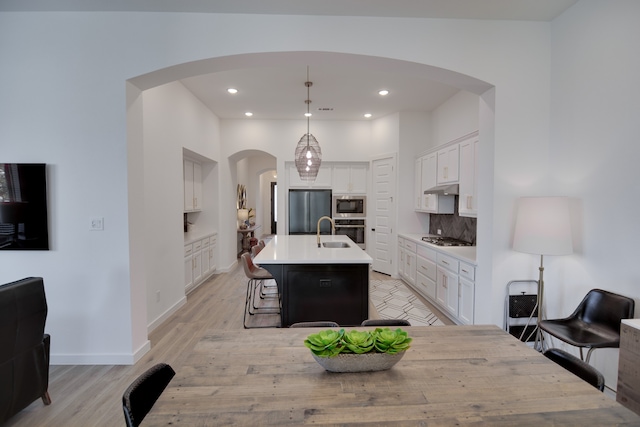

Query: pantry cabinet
[333,164,367,194]
[184,159,203,212]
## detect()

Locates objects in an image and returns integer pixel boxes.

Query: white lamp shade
[237,209,249,221]
[513,197,573,256]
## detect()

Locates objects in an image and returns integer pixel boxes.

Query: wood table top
[146,325,640,426]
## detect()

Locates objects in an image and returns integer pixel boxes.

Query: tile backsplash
[428,198,477,244]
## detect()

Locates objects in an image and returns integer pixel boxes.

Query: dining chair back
[122,363,175,427]
[361,319,411,327]
[543,348,605,391]
[539,289,635,362]
[290,321,339,328]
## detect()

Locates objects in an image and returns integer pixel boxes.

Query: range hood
[424,184,459,195]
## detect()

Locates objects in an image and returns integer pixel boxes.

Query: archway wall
[0,11,551,363]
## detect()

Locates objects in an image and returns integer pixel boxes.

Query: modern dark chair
[544,348,605,391]
[241,253,279,328]
[122,363,175,427]
[0,277,51,425]
[362,319,411,327]
[539,289,635,363]
[290,321,339,328]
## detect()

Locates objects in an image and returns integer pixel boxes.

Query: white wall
[142,81,220,331]
[397,112,431,236]
[246,154,277,233]
[546,0,640,387]
[1,8,613,366]
[430,90,480,148]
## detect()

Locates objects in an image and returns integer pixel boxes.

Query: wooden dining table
[146,325,640,425]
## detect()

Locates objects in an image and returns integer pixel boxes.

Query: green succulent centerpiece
[304,328,412,372]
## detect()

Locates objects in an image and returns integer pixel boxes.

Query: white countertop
[254,235,373,265]
[399,233,477,265]
[184,230,217,245]
[622,319,640,329]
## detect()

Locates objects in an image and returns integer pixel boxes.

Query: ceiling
[0,0,578,20]
[2,0,579,121]
[179,65,464,121]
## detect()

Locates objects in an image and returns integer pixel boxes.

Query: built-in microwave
[333,195,366,218]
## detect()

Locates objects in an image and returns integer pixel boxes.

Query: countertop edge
[254,235,373,265]
[399,233,477,265]
[184,230,218,245]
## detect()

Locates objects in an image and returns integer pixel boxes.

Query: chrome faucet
[317,216,335,247]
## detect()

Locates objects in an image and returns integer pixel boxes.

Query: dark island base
[261,263,369,327]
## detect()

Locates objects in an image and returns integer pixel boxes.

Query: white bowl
[311,351,406,373]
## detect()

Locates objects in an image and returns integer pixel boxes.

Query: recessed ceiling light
[378,90,389,96]
[305,112,312,117]
[227,88,238,94]
[364,113,372,118]
[245,112,253,117]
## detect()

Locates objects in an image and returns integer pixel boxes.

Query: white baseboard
[50,340,150,365]
[217,260,238,273]
[147,295,187,334]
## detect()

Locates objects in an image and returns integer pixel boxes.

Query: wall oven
[334,219,366,250]
[332,195,366,218]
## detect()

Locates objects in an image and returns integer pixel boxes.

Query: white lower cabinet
[415,245,437,300]
[458,276,475,325]
[398,238,416,286]
[185,232,217,294]
[458,261,475,325]
[192,239,203,285]
[184,244,194,291]
[398,235,476,325]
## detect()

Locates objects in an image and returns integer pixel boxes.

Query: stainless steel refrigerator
[288,189,332,234]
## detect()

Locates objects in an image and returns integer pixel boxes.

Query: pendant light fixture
[294,67,322,182]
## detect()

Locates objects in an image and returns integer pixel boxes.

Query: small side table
[237,225,261,255]
[617,319,640,415]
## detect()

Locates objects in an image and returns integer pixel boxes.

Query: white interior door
[371,155,396,275]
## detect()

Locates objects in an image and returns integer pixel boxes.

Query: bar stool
[241,253,279,328]
[251,244,277,299]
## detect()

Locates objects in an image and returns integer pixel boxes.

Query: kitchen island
[253,235,372,327]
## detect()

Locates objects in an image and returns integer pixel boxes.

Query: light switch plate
[90,217,104,231]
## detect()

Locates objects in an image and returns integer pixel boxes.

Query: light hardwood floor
[6,266,448,426]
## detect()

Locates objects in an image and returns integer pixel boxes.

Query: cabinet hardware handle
[442,260,449,265]
[466,195,472,210]
[461,269,468,273]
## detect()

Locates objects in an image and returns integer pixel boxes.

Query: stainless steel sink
[322,242,350,248]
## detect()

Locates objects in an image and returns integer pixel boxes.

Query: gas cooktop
[421,236,473,247]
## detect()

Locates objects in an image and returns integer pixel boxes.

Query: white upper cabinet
[288,163,332,188]
[436,144,459,184]
[458,135,479,218]
[333,164,367,194]
[184,159,202,212]
[416,152,454,214]
[414,159,422,210]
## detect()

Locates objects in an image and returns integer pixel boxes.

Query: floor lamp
[512,197,573,352]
